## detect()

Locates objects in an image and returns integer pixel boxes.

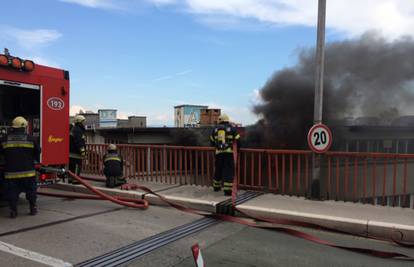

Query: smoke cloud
[250,32,414,149]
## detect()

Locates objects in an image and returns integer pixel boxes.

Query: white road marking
[0,241,72,267]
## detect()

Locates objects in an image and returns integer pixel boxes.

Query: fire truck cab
[0,49,70,199]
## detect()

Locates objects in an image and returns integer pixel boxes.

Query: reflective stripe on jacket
[0,128,39,179]
[69,123,86,159]
[5,170,36,179]
[210,123,240,154]
[103,152,123,177]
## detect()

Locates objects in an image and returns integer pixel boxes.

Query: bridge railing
[84,144,216,186]
[83,144,414,208]
[323,152,414,207]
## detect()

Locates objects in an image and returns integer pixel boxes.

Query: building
[70,111,99,129]
[74,109,147,130]
[331,116,414,153]
[117,116,146,128]
[98,109,117,128]
[84,127,213,145]
[174,105,208,128]
[199,108,221,126]
[83,112,99,129]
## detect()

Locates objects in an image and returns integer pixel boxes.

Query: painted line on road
[0,208,123,238]
[0,241,72,267]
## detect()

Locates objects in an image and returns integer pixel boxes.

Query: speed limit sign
[307,123,332,153]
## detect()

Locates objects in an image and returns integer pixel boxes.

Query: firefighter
[103,144,125,188]
[0,116,40,218]
[69,115,86,183]
[210,114,240,196]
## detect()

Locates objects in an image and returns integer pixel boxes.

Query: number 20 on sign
[307,123,333,153]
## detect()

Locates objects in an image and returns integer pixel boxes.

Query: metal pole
[314,0,326,125]
[311,0,326,199]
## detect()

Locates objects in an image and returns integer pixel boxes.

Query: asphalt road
[0,195,413,267]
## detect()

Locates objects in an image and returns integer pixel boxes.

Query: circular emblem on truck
[47,97,65,111]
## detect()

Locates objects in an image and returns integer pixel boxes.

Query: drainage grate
[216,191,263,215]
[76,217,218,267]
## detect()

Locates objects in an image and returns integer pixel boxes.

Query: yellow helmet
[218,114,230,123]
[74,115,86,124]
[108,144,117,151]
[12,116,28,128]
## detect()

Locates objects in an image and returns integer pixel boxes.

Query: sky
[1,0,414,126]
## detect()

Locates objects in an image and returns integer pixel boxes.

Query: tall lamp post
[311,0,326,199]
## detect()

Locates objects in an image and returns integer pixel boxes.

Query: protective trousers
[213,153,234,195]
[69,157,82,184]
[5,177,37,212]
[106,176,126,188]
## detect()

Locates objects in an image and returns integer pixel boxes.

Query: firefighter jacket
[103,152,123,177]
[0,128,40,179]
[69,123,86,159]
[210,123,241,154]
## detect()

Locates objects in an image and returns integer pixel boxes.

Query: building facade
[199,108,221,126]
[174,105,208,128]
[98,109,117,128]
[117,116,146,128]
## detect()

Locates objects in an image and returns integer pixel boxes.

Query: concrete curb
[237,204,414,242]
[47,183,414,242]
[367,220,414,242]
[48,183,217,213]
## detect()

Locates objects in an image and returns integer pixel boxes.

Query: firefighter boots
[30,204,37,216]
[9,210,17,219]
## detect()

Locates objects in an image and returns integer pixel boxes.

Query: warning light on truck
[23,60,35,71]
[0,55,8,66]
[11,57,22,69]
[0,50,35,72]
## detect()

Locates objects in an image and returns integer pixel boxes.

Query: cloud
[0,26,62,67]
[70,105,87,116]
[201,101,257,126]
[185,0,414,38]
[146,112,174,126]
[0,26,62,49]
[58,0,414,39]
[138,0,414,39]
[60,0,117,9]
[29,56,60,68]
[147,0,177,6]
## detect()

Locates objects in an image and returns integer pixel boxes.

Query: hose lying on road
[37,166,413,260]
[38,170,148,209]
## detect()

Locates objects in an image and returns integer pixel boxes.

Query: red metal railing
[83,144,414,208]
[324,151,414,208]
[84,144,215,186]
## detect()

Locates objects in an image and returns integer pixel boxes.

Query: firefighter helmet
[74,115,86,124]
[108,144,117,151]
[12,116,28,128]
[218,114,230,123]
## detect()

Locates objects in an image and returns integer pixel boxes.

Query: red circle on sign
[307,123,332,153]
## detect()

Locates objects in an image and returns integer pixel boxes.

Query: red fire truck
[0,49,69,198]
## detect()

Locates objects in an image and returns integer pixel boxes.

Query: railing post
[147,147,151,180]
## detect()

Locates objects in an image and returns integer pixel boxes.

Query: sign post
[310,0,327,200]
[308,123,332,200]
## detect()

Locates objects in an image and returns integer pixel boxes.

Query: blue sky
[1,0,413,126]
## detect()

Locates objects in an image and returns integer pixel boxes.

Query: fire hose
[36,161,413,260]
[37,167,148,209]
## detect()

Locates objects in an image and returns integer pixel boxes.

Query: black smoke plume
[249,33,414,149]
